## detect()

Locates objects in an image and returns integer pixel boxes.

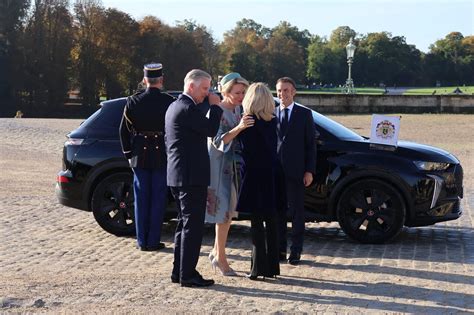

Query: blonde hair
[221,77,249,95]
[242,83,275,121]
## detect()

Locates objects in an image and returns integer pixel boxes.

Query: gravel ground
[0,117,473,314]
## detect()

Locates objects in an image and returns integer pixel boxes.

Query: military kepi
[144,63,163,78]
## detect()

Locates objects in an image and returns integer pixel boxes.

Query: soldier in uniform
[119,63,176,251]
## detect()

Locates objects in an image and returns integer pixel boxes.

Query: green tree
[460,36,474,84]
[0,0,30,116]
[220,19,268,82]
[306,26,357,86]
[264,32,306,83]
[22,0,74,113]
[267,21,310,83]
[98,8,140,98]
[425,32,472,85]
[357,32,421,86]
[234,18,271,39]
[176,19,222,79]
[328,26,357,49]
[72,0,105,106]
[137,16,204,90]
[306,36,341,85]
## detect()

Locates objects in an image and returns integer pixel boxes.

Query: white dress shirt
[279,102,295,123]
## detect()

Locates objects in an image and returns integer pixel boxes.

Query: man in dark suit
[276,77,316,265]
[165,69,223,287]
[119,63,176,251]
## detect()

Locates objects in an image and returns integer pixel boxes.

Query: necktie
[281,108,289,137]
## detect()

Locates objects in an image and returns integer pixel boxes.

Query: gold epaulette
[122,105,133,132]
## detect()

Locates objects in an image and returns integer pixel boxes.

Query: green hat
[220,72,242,87]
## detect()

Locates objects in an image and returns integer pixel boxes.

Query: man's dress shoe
[171,274,179,284]
[138,242,165,251]
[180,275,215,287]
[288,252,301,265]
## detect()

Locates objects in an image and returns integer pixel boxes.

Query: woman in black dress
[236,82,286,280]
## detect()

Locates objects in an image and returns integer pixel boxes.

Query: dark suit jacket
[165,94,223,187]
[119,87,175,169]
[276,103,316,182]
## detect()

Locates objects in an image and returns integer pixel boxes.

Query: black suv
[56,97,464,243]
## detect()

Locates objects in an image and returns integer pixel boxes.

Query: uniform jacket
[119,87,175,169]
[165,94,223,187]
[276,103,317,181]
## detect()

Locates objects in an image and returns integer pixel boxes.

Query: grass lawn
[291,86,474,95]
[403,86,474,95]
[290,87,385,95]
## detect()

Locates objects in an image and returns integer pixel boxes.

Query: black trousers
[170,185,207,281]
[279,178,305,254]
[250,213,280,277]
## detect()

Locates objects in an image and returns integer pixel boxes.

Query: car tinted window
[79,108,102,129]
[78,98,126,139]
[312,111,364,141]
[96,98,127,128]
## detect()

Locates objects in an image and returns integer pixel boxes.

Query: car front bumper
[407,164,463,226]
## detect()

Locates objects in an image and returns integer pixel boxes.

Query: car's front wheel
[336,179,406,243]
[91,172,136,236]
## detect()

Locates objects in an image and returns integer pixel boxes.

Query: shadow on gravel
[308,261,474,286]
[160,219,473,265]
[212,279,471,313]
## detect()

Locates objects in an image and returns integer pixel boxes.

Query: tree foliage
[220,19,268,82]
[0,0,30,115]
[98,8,139,98]
[307,28,425,87]
[425,32,473,85]
[137,16,205,90]
[176,19,221,79]
[73,0,105,106]
[356,32,421,86]
[22,0,73,111]
[3,3,474,117]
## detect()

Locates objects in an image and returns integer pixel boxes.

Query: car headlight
[413,161,450,171]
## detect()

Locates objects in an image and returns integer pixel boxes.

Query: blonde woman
[236,83,286,280]
[206,72,254,276]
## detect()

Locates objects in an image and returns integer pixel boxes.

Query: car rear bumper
[56,170,89,211]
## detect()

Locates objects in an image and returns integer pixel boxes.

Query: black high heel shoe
[246,274,259,280]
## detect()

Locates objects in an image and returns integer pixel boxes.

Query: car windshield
[312,111,364,141]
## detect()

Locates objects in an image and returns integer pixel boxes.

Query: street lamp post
[343,37,356,94]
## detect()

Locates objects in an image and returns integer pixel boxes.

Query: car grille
[62,146,67,170]
[451,199,461,214]
[454,164,464,198]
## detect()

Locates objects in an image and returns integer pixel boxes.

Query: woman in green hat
[206,72,254,276]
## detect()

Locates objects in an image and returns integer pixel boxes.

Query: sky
[101,0,474,53]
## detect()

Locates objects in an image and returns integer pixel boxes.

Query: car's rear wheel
[91,172,136,236]
[336,179,405,243]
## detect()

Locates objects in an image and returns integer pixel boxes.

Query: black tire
[91,172,136,236]
[336,179,405,243]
